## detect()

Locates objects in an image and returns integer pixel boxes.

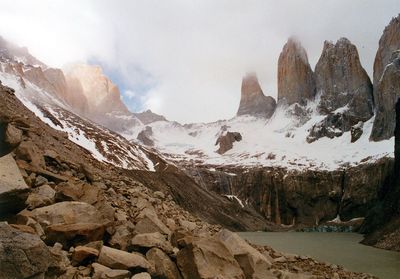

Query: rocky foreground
[0,76,378,279]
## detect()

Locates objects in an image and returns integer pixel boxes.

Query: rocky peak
[133,109,167,125]
[315,38,373,118]
[277,37,316,106]
[0,36,44,67]
[236,73,276,118]
[64,64,129,115]
[373,14,400,87]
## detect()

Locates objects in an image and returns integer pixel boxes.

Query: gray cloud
[0,0,398,123]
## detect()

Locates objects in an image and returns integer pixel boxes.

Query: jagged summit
[277,37,315,106]
[236,72,276,118]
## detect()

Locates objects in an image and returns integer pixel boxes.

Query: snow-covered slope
[127,100,393,171]
[0,68,155,171]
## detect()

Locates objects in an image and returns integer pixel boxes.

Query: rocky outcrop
[310,38,374,141]
[215,130,242,154]
[278,38,316,106]
[236,73,276,118]
[134,109,167,125]
[137,126,155,146]
[373,14,400,90]
[371,52,400,140]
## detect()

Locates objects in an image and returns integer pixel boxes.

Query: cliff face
[189,158,393,227]
[370,14,400,141]
[236,73,276,118]
[277,38,316,106]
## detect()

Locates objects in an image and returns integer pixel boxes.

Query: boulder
[25,184,56,209]
[216,229,273,279]
[0,222,52,279]
[137,126,155,146]
[101,269,131,279]
[237,73,276,118]
[98,245,150,272]
[371,51,400,140]
[48,242,71,276]
[216,131,242,154]
[4,123,22,147]
[135,208,171,235]
[176,236,245,279]
[146,247,182,279]
[131,232,173,254]
[15,140,45,169]
[26,201,105,228]
[131,273,151,279]
[109,222,135,251]
[72,246,99,264]
[351,121,364,143]
[278,37,316,106]
[0,154,29,216]
[46,222,105,248]
[55,181,101,205]
[92,262,112,279]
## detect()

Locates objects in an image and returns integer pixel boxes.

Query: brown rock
[237,73,276,118]
[216,229,273,279]
[215,130,242,154]
[0,222,52,279]
[72,245,100,264]
[26,184,56,209]
[131,273,151,279]
[176,236,244,279]
[0,154,29,216]
[137,126,154,146]
[46,222,105,248]
[135,208,171,235]
[131,232,173,254]
[5,123,22,147]
[98,245,150,271]
[278,37,316,106]
[102,269,131,279]
[146,247,182,279]
[15,140,45,169]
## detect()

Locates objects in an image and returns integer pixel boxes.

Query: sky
[0,0,398,123]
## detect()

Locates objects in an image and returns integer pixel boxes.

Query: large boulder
[176,236,245,279]
[135,208,171,235]
[0,154,30,216]
[131,232,173,254]
[278,37,316,106]
[25,184,56,209]
[370,15,400,141]
[146,247,182,279]
[236,73,276,118]
[98,245,150,272]
[0,222,52,279]
[216,229,273,279]
[215,130,242,154]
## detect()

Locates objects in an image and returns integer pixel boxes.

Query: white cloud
[0,0,398,123]
[124,90,136,100]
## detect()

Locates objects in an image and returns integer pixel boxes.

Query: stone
[351,121,364,143]
[135,208,171,235]
[46,222,105,248]
[237,73,276,118]
[146,247,182,279]
[48,242,71,276]
[0,154,29,216]
[0,222,52,279]
[176,236,245,279]
[216,229,272,279]
[55,181,100,205]
[5,123,22,146]
[72,245,100,264]
[131,232,173,254]
[26,184,56,209]
[371,51,400,140]
[109,222,135,251]
[27,201,105,229]
[101,269,131,279]
[131,272,151,279]
[98,245,150,271]
[92,263,112,279]
[278,37,316,106]
[15,140,45,169]
[34,175,48,187]
[215,131,242,154]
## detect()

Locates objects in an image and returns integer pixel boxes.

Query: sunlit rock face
[277,37,316,106]
[371,14,400,141]
[236,73,276,118]
[64,64,142,132]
